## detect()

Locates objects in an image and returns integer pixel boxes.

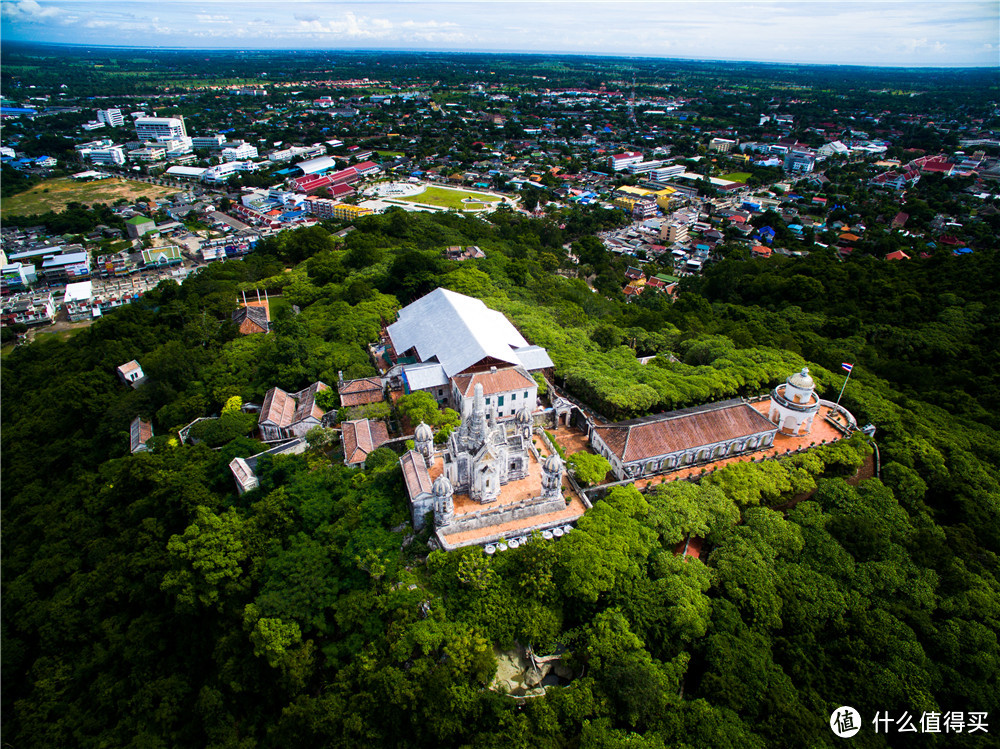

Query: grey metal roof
[513,345,554,371]
[387,288,530,377]
[297,155,338,175]
[403,362,450,390]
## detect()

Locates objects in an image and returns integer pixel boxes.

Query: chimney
[490,366,497,374]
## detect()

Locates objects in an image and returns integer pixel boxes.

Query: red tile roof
[593,402,776,463]
[338,377,384,407]
[452,366,535,398]
[342,419,390,465]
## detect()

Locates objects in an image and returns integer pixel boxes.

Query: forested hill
[3,208,998,747]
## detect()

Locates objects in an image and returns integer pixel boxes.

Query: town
[2,40,998,749]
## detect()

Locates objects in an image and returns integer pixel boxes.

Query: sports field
[719,172,752,183]
[1,177,178,217]
[398,185,502,211]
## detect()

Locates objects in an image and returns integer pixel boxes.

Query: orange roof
[342,419,390,465]
[452,366,535,398]
[593,402,776,463]
[885,250,910,261]
[338,377,384,407]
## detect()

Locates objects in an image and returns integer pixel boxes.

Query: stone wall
[436,494,569,550]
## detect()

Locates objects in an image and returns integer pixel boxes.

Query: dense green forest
[3,208,998,747]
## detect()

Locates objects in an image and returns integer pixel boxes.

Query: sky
[2,0,998,67]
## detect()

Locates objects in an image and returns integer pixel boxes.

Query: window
[511,393,517,400]
[485,397,490,404]
[498,395,505,406]
[437,389,443,396]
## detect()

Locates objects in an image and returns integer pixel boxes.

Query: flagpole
[834,366,853,413]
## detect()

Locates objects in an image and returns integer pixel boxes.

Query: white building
[221,142,259,161]
[192,134,225,150]
[651,164,685,181]
[96,108,124,127]
[135,117,187,142]
[709,138,736,153]
[88,147,126,166]
[784,150,816,174]
[767,368,821,435]
[609,151,644,171]
[626,160,666,175]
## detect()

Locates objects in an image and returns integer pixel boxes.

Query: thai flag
[842,363,853,373]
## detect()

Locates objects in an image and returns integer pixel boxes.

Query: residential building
[661,222,689,244]
[233,291,270,334]
[128,146,166,162]
[338,376,385,408]
[63,281,94,321]
[258,382,330,442]
[626,160,665,175]
[651,164,685,181]
[0,293,55,325]
[96,108,124,127]
[116,359,145,385]
[342,418,391,468]
[709,137,736,153]
[1,262,37,294]
[330,203,374,221]
[129,417,153,453]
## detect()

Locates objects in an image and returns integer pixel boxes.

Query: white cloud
[5,0,60,20]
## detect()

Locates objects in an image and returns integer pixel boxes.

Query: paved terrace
[632,401,847,490]
[435,434,586,547]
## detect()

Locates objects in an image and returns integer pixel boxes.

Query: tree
[567,452,612,487]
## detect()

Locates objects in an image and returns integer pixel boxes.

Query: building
[609,151,643,171]
[709,138,736,153]
[117,360,145,385]
[0,293,55,326]
[221,142,259,161]
[342,418,391,468]
[63,281,94,321]
[385,288,552,413]
[126,216,156,239]
[192,134,226,150]
[661,222,689,244]
[651,164,686,181]
[141,246,183,267]
[135,117,187,141]
[1,262,37,294]
[128,147,166,162]
[129,417,153,453]
[626,160,665,175]
[330,203,374,221]
[400,388,583,549]
[229,438,309,494]
[232,291,270,334]
[590,400,778,481]
[88,146,126,166]
[96,108,124,127]
[258,382,329,442]
[766,368,821,435]
[40,251,90,285]
[338,376,385,408]
[783,150,816,174]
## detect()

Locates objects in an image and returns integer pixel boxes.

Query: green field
[720,172,752,183]
[399,185,501,211]
[1,177,178,218]
[33,328,86,345]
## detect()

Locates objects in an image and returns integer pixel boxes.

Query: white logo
[831,706,862,738]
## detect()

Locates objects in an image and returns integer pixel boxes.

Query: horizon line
[2,40,997,71]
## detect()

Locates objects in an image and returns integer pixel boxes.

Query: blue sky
[2,0,998,67]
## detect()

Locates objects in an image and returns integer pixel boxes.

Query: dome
[515,407,533,425]
[787,367,815,390]
[432,475,453,497]
[414,421,433,442]
[543,454,563,474]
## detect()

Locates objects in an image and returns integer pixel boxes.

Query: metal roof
[403,362,450,390]
[513,345,554,371]
[388,289,530,378]
[297,155,338,175]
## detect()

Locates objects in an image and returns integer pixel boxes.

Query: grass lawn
[399,185,501,211]
[720,172,752,183]
[33,327,88,345]
[268,296,293,318]
[1,177,178,218]
[376,150,404,158]
[1,342,15,359]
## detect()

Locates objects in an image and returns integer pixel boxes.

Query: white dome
[415,421,433,441]
[544,454,563,473]
[432,475,453,497]
[515,407,533,424]
[787,367,815,390]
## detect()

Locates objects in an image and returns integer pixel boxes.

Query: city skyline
[2,0,998,68]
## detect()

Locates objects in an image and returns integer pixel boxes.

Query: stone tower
[541,453,564,499]
[414,421,434,467]
[432,474,454,527]
[515,406,533,441]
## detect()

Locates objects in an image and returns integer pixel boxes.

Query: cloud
[4,0,60,21]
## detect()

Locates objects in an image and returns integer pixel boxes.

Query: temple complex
[400,383,585,550]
